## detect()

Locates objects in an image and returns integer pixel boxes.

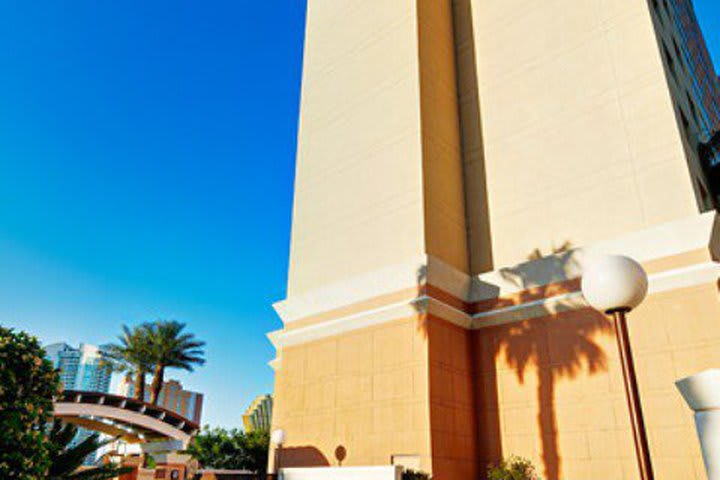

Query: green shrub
[185,426,269,474]
[0,327,61,479]
[403,469,431,480]
[144,454,157,469]
[487,456,541,480]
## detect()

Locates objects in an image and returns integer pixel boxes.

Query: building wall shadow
[278,446,330,469]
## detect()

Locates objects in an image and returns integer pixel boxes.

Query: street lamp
[271,429,286,476]
[581,255,654,480]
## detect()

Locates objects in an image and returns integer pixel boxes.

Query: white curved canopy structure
[53,390,199,446]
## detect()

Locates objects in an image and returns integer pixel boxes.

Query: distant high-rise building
[45,342,112,393]
[118,377,203,424]
[44,342,113,465]
[242,394,272,432]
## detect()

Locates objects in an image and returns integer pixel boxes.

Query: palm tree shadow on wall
[492,243,612,480]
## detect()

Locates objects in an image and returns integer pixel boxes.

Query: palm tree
[104,324,153,401]
[46,420,131,479]
[146,320,206,405]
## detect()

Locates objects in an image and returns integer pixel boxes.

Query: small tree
[0,326,61,479]
[488,456,541,480]
[186,427,268,474]
[240,429,270,474]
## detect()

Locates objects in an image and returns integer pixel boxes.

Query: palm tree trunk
[149,364,165,405]
[538,367,560,480]
[134,369,146,401]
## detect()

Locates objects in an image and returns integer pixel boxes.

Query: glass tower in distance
[44,342,113,465]
[45,342,112,393]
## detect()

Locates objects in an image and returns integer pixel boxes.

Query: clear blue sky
[0,0,305,428]
[0,1,718,428]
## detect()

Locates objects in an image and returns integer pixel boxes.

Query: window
[673,38,687,73]
[680,107,691,143]
[687,92,701,126]
[663,42,678,83]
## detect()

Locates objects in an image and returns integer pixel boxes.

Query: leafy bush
[403,469,431,479]
[185,427,269,474]
[0,327,61,479]
[487,456,541,480]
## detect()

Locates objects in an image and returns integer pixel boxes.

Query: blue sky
[1,1,719,428]
[0,1,305,427]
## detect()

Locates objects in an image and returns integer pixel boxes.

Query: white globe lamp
[582,254,653,480]
[271,428,286,446]
[581,255,648,313]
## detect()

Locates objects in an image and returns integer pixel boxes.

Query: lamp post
[581,255,654,480]
[271,429,286,477]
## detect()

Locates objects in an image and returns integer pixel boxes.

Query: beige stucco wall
[418,0,470,274]
[287,0,426,295]
[272,215,720,479]
[287,0,472,295]
[270,315,432,471]
[472,282,720,480]
[467,0,702,268]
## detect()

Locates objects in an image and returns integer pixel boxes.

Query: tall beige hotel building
[268,0,720,478]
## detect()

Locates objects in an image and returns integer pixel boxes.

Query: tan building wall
[287,0,473,296]
[464,0,707,268]
[418,0,469,274]
[287,0,426,295]
[428,316,479,479]
[472,283,717,480]
[271,315,432,471]
[271,213,720,479]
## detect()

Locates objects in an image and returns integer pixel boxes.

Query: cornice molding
[267,259,720,351]
[274,213,719,328]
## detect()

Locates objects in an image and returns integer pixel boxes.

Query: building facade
[45,342,113,464]
[45,342,113,393]
[269,1,720,479]
[118,377,204,424]
[243,394,273,432]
